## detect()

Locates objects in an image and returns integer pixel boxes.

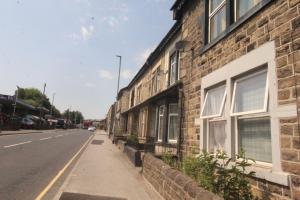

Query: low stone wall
[117,140,126,152]
[124,146,142,167]
[142,153,222,200]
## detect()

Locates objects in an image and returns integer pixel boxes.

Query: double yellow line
[35,134,94,200]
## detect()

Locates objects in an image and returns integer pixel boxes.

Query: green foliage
[62,109,84,124]
[17,87,61,117]
[126,134,138,144]
[162,151,177,168]
[167,150,258,200]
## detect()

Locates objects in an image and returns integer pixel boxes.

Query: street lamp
[112,55,122,142]
[12,86,20,117]
[50,93,56,116]
[116,55,122,95]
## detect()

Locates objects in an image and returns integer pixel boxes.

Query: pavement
[0,129,93,200]
[0,129,44,136]
[54,130,163,200]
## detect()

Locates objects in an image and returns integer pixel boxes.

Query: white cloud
[135,47,155,65]
[98,69,113,80]
[67,25,95,41]
[121,69,133,79]
[81,25,95,40]
[101,16,119,28]
[85,82,96,88]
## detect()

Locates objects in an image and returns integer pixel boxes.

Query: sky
[0,0,175,119]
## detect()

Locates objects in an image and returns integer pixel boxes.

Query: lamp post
[50,93,56,116]
[39,83,46,129]
[12,86,20,117]
[116,55,122,96]
[112,55,122,142]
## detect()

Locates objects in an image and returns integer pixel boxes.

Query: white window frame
[157,105,164,142]
[169,51,179,86]
[196,42,297,186]
[208,0,226,42]
[167,103,179,143]
[200,85,227,119]
[234,0,262,21]
[230,69,269,116]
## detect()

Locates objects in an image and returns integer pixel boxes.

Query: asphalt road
[0,129,93,200]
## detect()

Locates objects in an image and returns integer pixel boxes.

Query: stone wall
[178,0,300,198]
[142,153,222,200]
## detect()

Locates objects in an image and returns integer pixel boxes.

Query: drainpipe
[177,86,184,161]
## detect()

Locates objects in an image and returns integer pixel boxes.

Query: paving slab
[54,130,163,200]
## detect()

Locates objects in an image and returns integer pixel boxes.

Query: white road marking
[55,135,63,138]
[39,137,52,141]
[4,141,32,148]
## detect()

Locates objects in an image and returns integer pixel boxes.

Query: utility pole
[50,93,56,116]
[39,83,46,128]
[12,86,20,117]
[116,55,122,96]
[112,55,122,142]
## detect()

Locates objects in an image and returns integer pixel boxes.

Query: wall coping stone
[143,153,223,200]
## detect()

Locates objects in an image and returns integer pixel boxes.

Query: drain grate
[59,192,127,200]
[91,140,104,145]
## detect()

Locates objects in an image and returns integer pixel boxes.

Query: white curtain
[202,85,226,117]
[209,121,226,153]
[238,118,272,163]
[233,71,267,113]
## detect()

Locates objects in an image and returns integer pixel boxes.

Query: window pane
[238,118,272,163]
[158,115,164,140]
[202,85,226,117]
[168,115,178,141]
[210,0,224,13]
[232,70,267,114]
[170,53,178,85]
[169,104,178,114]
[210,5,226,41]
[236,0,262,19]
[209,121,226,153]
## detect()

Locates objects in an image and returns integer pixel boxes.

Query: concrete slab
[54,130,163,200]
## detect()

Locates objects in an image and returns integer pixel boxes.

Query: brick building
[108,0,300,199]
[171,0,300,199]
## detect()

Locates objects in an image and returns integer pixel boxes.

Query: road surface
[0,129,92,200]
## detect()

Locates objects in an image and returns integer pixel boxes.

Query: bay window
[168,104,179,143]
[157,105,164,142]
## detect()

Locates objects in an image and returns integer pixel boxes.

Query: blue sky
[0,0,174,119]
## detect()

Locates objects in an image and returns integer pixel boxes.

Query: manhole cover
[91,140,104,145]
[59,192,127,200]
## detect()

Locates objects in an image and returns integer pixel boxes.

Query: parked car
[21,117,35,129]
[56,119,66,129]
[88,126,96,132]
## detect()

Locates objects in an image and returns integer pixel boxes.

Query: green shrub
[164,150,258,200]
[162,151,177,168]
[126,134,138,144]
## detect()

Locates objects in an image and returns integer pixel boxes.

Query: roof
[117,87,128,99]
[170,0,187,20]
[127,21,181,89]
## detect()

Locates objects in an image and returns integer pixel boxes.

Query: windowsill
[200,0,273,55]
[222,159,289,186]
[247,165,290,186]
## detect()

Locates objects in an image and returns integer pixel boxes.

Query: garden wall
[142,153,222,200]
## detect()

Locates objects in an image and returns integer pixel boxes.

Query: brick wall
[178,0,300,198]
[142,153,222,200]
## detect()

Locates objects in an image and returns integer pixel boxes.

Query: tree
[16,87,61,117]
[62,109,84,124]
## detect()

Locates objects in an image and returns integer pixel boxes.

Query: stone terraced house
[107,0,300,199]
